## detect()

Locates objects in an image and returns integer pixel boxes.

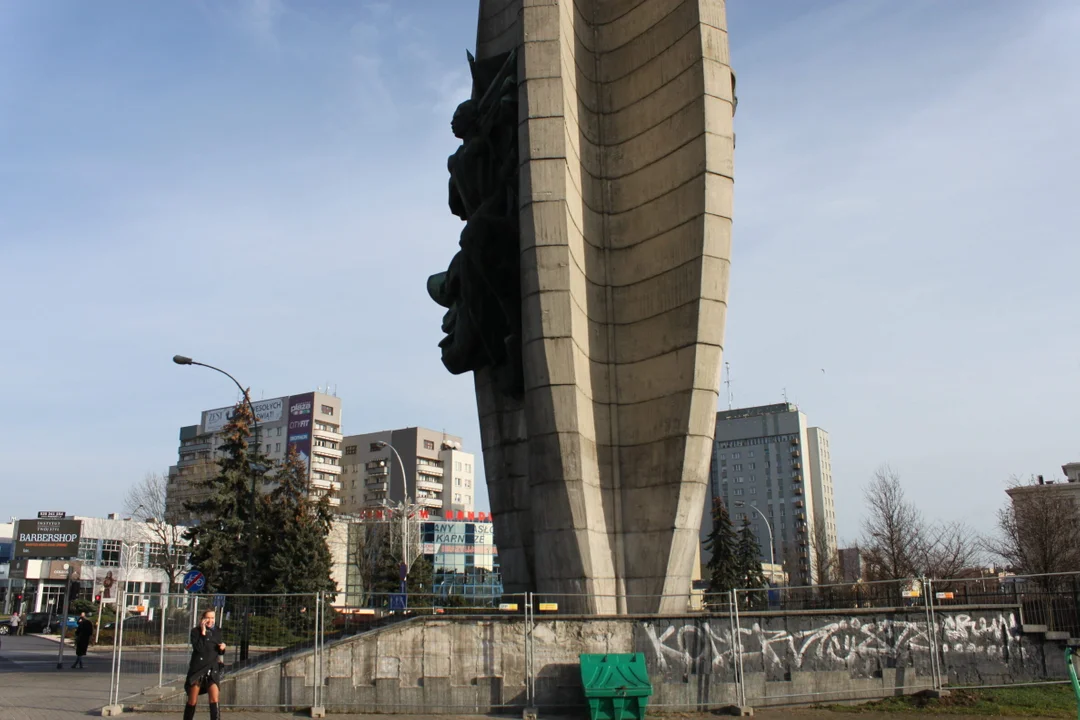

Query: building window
[424,440,435,450]
[276,443,281,452]
[321,405,334,416]
[733,464,743,471]
[101,540,121,567]
[749,450,755,458]
[345,445,357,455]
[465,479,472,488]
[465,495,471,503]
[750,487,757,494]
[465,463,472,473]
[78,538,98,563]
[455,461,462,471]
[369,443,382,452]
[734,488,744,496]
[733,452,741,459]
[456,478,462,487]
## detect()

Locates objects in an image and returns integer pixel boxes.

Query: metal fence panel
[102,572,1080,714]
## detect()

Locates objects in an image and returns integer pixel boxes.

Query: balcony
[791,449,801,458]
[417,479,443,493]
[312,426,343,441]
[312,445,343,458]
[312,459,342,474]
[417,466,444,478]
[366,465,388,476]
[365,478,388,489]
[310,478,342,492]
[417,496,443,509]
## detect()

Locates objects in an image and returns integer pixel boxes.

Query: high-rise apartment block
[700,403,837,586]
[166,391,343,523]
[338,428,476,516]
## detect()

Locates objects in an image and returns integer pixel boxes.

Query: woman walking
[183,609,226,720]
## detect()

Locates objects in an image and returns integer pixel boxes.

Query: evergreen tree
[705,498,740,595]
[736,515,768,591]
[183,398,270,594]
[263,447,338,596]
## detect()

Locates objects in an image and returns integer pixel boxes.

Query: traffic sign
[213,594,226,607]
[183,569,206,593]
[389,594,407,611]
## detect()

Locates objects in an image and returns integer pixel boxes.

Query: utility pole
[55,563,74,669]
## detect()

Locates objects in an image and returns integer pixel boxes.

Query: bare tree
[984,475,1080,578]
[920,521,984,580]
[812,519,839,585]
[860,464,926,580]
[122,472,189,592]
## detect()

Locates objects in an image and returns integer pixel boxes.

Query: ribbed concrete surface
[474,0,734,614]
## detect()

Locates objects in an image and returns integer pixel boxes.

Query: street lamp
[373,441,414,581]
[173,354,261,662]
[734,501,776,581]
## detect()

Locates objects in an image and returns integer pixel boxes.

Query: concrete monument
[428,0,736,614]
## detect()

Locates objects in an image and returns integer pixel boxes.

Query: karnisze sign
[14,518,82,559]
[201,397,285,433]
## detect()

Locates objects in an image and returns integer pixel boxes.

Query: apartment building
[700,403,838,586]
[338,428,476,516]
[165,391,343,523]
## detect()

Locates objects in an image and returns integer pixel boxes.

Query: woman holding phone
[183,609,226,720]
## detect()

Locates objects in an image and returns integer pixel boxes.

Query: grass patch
[822,686,1077,717]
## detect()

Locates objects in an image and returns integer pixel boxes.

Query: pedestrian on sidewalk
[8,611,20,636]
[183,608,226,720]
[72,612,93,668]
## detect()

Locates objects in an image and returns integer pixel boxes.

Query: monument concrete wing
[429,0,736,614]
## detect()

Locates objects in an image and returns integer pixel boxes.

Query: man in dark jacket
[72,612,93,668]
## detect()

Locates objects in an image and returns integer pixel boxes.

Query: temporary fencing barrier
[106,572,1080,714]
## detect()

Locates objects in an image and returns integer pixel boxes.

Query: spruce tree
[183,398,270,594]
[705,498,740,595]
[736,515,768,607]
[263,447,337,596]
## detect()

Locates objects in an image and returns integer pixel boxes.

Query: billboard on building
[201,396,286,434]
[14,518,82,558]
[286,392,315,471]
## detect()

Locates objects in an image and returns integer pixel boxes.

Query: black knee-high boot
[183,703,197,720]
[209,702,220,720]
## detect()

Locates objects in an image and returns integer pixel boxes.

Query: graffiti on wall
[640,612,1021,676]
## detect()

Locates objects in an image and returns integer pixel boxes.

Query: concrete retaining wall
[132,606,1070,713]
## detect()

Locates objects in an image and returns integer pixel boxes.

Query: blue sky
[1,0,1077,546]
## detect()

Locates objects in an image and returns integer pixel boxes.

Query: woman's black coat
[184,625,224,692]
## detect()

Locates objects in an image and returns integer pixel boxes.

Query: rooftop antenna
[782,387,789,404]
[724,361,733,410]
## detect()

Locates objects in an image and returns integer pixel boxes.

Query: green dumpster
[579,653,653,720]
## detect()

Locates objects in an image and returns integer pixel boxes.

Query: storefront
[421,518,502,599]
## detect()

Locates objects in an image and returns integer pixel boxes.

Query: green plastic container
[579,652,653,720]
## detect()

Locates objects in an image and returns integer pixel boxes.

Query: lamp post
[734,501,776,581]
[173,354,261,662]
[374,441,413,581]
[55,563,74,669]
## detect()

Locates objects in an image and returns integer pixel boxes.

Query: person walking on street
[183,609,226,720]
[8,611,20,636]
[72,612,93,668]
